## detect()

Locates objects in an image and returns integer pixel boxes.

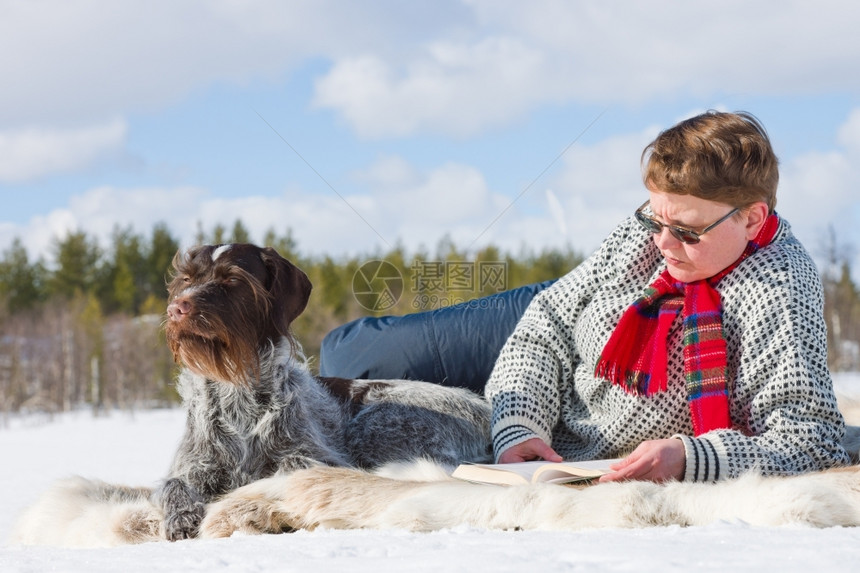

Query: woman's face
[647,190,761,283]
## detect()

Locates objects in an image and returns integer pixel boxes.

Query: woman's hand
[598,438,686,483]
[497,437,563,464]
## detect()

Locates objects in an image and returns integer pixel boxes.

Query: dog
[154,243,491,541]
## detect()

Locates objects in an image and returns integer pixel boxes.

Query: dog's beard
[167,330,260,386]
[163,286,278,386]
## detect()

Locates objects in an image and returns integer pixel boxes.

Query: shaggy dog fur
[9,243,860,547]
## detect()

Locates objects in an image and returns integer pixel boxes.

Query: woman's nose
[652,227,682,250]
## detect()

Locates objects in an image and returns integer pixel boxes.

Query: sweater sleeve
[485,219,637,460]
[677,233,850,481]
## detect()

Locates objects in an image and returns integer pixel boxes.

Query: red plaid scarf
[594,213,780,435]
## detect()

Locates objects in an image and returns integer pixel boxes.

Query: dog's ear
[260,247,312,332]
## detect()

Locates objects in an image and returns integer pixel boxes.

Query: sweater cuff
[675,434,729,482]
[492,422,543,463]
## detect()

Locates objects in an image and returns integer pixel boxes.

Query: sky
[1,0,860,279]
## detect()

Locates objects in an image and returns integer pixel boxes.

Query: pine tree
[0,238,46,313]
[48,231,102,299]
[230,220,251,244]
[147,222,180,303]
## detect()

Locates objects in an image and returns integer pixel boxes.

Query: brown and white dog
[156,243,492,541]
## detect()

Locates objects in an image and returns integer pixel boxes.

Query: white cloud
[313,37,551,138]
[0,158,557,267]
[378,162,494,223]
[313,1,860,137]
[0,119,127,181]
[779,110,860,264]
[5,187,209,263]
[838,108,860,152]
[0,0,466,127]
[468,0,860,98]
[2,1,860,140]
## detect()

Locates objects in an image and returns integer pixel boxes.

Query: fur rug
[11,405,860,548]
[11,458,860,548]
[199,461,860,536]
[10,477,163,548]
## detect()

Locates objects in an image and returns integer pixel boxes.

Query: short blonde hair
[642,111,779,212]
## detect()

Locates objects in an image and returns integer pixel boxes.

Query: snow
[834,371,860,401]
[2,374,860,572]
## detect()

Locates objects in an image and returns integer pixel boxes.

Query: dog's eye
[224,277,241,286]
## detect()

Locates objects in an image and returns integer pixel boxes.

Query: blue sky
[2,0,860,278]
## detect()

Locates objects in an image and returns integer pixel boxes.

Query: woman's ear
[744,202,770,241]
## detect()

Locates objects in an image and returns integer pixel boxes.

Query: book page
[531,459,620,483]
[451,459,621,486]
[451,461,542,485]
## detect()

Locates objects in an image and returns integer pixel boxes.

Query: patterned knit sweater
[485,216,849,481]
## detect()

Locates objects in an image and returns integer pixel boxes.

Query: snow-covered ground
[2,373,860,572]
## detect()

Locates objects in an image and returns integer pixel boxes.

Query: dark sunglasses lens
[636,209,702,244]
[635,212,662,234]
[671,228,700,244]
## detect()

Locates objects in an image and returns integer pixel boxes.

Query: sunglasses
[634,200,739,245]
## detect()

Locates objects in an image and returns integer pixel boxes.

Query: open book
[451,458,621,486]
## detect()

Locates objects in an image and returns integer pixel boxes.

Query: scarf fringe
[595,361,667,396]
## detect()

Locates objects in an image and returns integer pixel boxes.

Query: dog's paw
[201,495,294,538]
[164,503,205,541]
[114,507,165,545]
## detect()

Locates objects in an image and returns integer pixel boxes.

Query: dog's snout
[167,298,193,321]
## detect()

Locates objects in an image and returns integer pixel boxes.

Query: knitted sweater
[485,216,849,481]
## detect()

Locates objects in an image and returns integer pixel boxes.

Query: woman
[487,111,849,482]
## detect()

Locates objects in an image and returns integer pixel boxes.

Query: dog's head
[164,243,312,385]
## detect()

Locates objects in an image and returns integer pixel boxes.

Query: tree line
[0,221,583,418]
[2,220,859,419]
